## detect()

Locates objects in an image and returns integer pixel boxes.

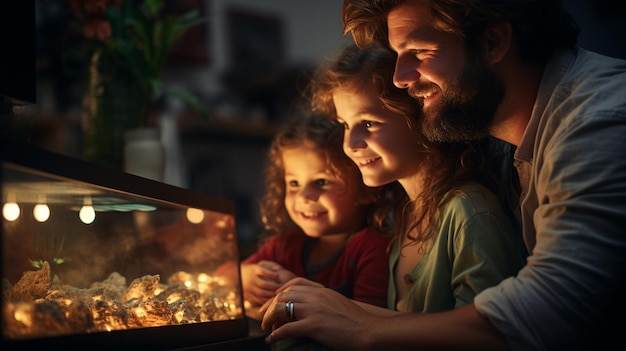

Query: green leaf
[143,0,164,16]
[150,79,165,100]
[165,87,208,119]
[82,0,209,130]
[29,259,44,269]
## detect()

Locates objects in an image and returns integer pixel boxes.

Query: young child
[259,44,526,334]
[240,113,394,316]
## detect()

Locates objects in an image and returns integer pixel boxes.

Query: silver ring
[285,301,295,319]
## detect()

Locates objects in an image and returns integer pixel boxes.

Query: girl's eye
[315,179,329,186]
[287,180,299,187]
[363,120,375,128]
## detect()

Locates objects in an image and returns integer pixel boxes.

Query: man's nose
[393,56,420,89]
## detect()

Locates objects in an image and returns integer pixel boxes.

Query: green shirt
[388,182,525,313]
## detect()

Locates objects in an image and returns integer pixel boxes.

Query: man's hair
[343,0,579,64]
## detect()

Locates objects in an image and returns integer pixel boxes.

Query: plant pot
[124,127,164,182]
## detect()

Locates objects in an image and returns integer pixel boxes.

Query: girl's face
[282,146,365,238]
[334,84,424,188]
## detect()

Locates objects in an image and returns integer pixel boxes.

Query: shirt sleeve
[349,230,392,307]
[475,109,626,350]
[444,185,526,307]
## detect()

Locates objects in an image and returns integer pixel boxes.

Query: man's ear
[482,22,512,64]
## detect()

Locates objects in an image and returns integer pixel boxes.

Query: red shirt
[244,228,391,307]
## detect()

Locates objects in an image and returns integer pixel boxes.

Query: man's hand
[259,278,372,350]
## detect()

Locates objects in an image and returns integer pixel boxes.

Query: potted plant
[69,0,205,169]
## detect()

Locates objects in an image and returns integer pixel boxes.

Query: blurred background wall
[27,0,352,254]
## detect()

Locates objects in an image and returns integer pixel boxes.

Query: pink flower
[83,19,112,41]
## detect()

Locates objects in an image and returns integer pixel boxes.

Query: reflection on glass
[186,207,205,224]
[3,202,20,221]
[33,204,50,222]
[79,196,96,224]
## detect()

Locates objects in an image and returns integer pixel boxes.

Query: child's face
[282,146,365,238]
[334,84,424,187]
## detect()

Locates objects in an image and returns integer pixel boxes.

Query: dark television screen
[0,2,36,104]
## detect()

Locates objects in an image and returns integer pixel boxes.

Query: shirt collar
[514,49,578,164]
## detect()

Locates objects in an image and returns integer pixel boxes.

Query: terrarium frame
[1,141,248,350]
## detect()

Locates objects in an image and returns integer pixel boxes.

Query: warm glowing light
[166,293,183,304]
[14,306,32,327]
[79,196,96,224]
[4,270,244,338]
[79,205,96,224]
[134,307,146,318]
[186,207,204,224]
[3,202,20,221]
[174,310,185,323]
[197,273,209,283]
[33,204,51,222]
[184,280,192,288]
[216,219,227,228]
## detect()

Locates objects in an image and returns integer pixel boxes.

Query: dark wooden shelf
[178,113,279,145]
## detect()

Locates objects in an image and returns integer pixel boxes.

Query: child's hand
[255,261,297,286]
[272,264,297,286]
[241,261,287,306]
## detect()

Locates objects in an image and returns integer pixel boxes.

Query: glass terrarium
[1,142,249,350]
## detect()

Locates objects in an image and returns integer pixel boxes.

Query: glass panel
[2,159,244,342]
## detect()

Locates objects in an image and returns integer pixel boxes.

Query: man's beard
[409,57,504,142]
